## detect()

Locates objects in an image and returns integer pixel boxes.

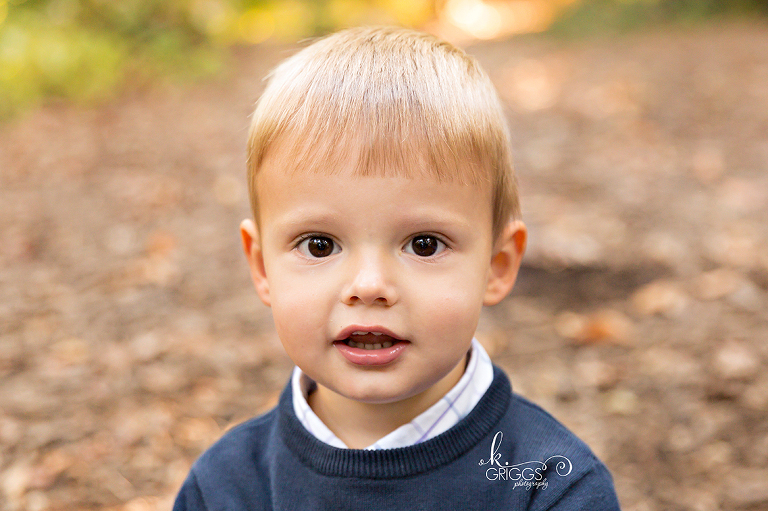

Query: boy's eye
[405,235,446,257]
[297,236,339,258]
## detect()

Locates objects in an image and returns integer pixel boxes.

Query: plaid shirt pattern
[291,338,494,450]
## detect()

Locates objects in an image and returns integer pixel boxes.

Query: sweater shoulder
[187,407,279,508]
[196,407,278,468]
[508,392,596,459]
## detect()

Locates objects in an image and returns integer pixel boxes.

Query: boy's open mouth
[333,328,410,365]
[340,332,404,350]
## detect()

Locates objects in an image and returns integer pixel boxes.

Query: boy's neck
[307,355,468,449]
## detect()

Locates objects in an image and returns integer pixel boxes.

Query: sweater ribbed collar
[278,365,512,479]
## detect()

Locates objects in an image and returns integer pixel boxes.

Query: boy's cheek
[412,285,483,332]
[272,305,327,349]
[270,287,323,320]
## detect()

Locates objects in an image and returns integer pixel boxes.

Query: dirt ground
[1,19,767,511]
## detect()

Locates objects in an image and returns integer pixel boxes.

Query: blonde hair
[246,26,520,239]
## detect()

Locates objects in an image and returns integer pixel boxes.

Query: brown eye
[410,236,440,257]
[308,237,334,257]
[298,236,338,258]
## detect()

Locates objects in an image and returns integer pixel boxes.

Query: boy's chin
[320,370,460,409]
[333,386,422,406]
[318,379,432,407]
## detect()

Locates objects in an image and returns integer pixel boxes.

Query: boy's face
[241,148,525,409]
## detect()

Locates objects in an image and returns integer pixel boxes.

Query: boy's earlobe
[484,220,527,306]
[240,219,271,307]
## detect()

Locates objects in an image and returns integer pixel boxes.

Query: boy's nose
[342,252,398,306]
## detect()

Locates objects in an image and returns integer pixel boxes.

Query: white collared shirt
[291,338,494,449]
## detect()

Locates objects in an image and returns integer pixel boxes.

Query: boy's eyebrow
[267,210,339,230]
[269,209,479,234]
[391,213,476,233]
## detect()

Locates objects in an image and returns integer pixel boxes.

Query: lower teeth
[347,340,393,350]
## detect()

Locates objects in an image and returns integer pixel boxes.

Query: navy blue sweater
[174,366,621,510]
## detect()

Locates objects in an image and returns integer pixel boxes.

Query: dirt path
[1,20,767,511]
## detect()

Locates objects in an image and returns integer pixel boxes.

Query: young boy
[174,27,621,510]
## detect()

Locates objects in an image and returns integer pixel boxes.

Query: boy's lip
[333,340,409,366]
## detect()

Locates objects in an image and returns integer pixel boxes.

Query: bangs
[259,104,497,188]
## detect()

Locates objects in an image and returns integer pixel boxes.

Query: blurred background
[1,1,768,509]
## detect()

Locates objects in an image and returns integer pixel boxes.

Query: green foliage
[0,0,222,119]
[549,0,768,38]
[0,0,436,120]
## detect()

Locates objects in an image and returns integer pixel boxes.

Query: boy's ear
[484,220,527,306]
[240,219,271,307]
